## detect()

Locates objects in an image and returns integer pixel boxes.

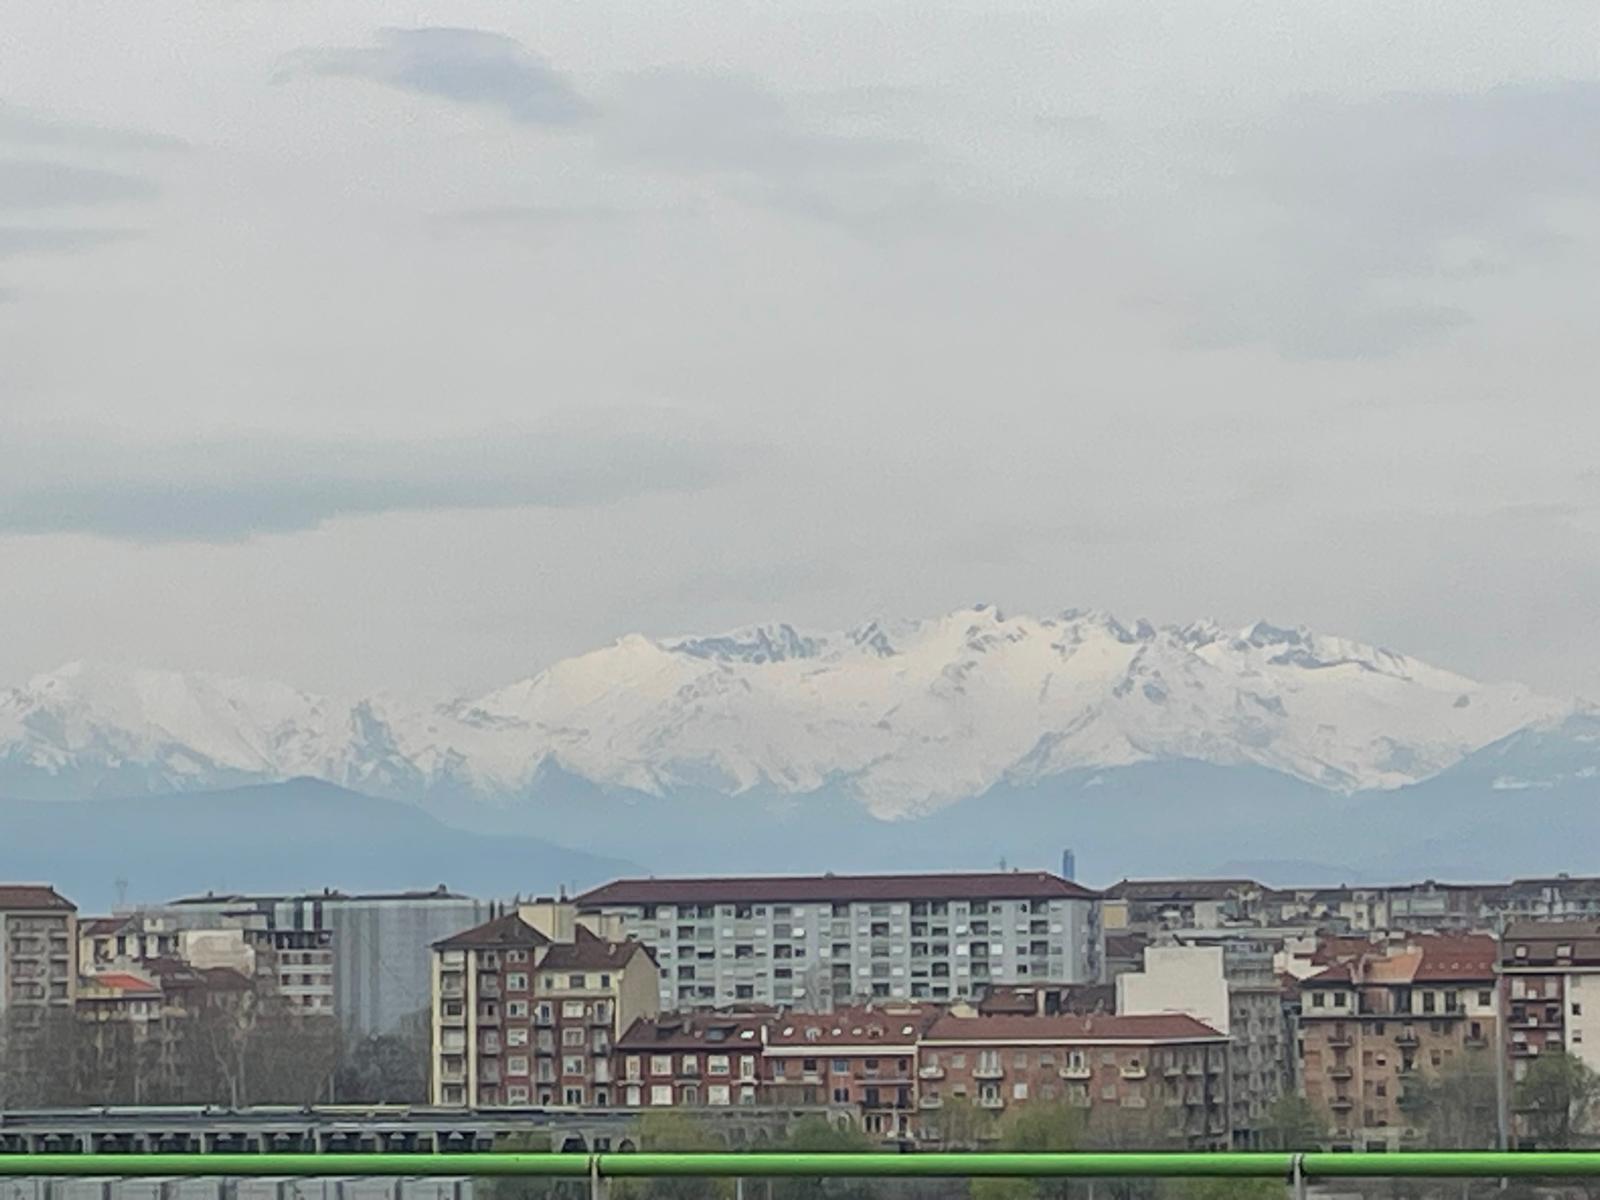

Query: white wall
[1117,945,1231,1035]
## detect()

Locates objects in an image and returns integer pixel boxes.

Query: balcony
[979,1094,1005,1110]
[973,1064,1005,1080]
[919,1095,943,1109]
[1121,1065,1148,1081]
[1396,1030,1419,1046]
[1060,1064,1092,1080]
[1328,1034,1353,1049]
[1330,1096,1354,1110]
[919,1065,945,1080]
[1328,1066,1353,1081]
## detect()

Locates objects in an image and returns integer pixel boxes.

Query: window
[563,1000,586,1017]
[1014,1052,1028,1068]
[507,950,528,964]
[507,1028,529,1047]
[1013,1082,1029,1100]
[708,1083,731,1106]
[650,1055,673,1076]
[709,1054,731,1075]
[651,1085,673,1105]
[1576,1003,1584,1017]
[564,1086,585,1105]
[507,1086,529,1104]
[1479,991,1493,1006]
[1312,993,1326,1008]
[508,1001,529,1018]
[569,975,586,989]
[563,1027,586,1046]
[563,1055,585,1075]
[507,1056,529,1076]
[682,1054,700,1075]
[507,973,529,991]
[831,1058,849,1073]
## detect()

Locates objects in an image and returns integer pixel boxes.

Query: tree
[1515,1050,1600,1149]
[1402,1050,1498,1150]
[1259,1093,1322,1151]
[1082,1106,1179,1200]
[1177,1182,1281,1200]
[336,1029,430,1102]
[970,1102,1088,1200]
[620,1111,733,1200]
[924,1097,996,1150]
[771,1116,879,1200]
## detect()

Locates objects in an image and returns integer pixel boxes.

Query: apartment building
[1298,934,1498,1151]
[916,1011,1230,1147]
[80,914,180,968]
[574,871,1102,1011]
[1104,880,1266,934]
[430,914,659,1108]
[157,885,489,1034]
[764,1006,936,1138]
[615,1012,770,1109]
[0,884,77,1021]
[1132,931,1292,1145]
[1497,920,1600,1085]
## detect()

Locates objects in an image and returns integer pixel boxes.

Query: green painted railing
[3,1153,1600,1179]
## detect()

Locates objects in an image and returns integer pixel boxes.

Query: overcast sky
[2,1,1598,700]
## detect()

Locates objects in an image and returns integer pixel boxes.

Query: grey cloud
[607,72,918,176]
[0,160,159,209]
[1166,82,1600,359]
[282,28,591,125]
[0,429,738,542]
[428,204,640,232]
[0,227,138,257]
[0,103,187,152]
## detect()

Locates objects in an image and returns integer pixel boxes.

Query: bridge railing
[6,1151,1600,1185]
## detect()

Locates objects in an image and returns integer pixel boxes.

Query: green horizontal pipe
[5,1152,1600,1179]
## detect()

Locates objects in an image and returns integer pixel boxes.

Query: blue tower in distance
[1061,848,1076,882]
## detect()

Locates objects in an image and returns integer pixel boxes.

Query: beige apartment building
[431,909,659,1107]
[0,884,78,1021]
[1298,934,1498,1151]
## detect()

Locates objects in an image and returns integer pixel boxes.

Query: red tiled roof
[576,871,1097,906]
[0,884,75,911]
[434,913,551,951]
[923,1012,1225,1043]
[1302,962,1355,985]
[87,972,161,994]
[1414,934,1496,982]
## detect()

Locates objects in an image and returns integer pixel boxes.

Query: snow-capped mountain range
[1,605,1587,815]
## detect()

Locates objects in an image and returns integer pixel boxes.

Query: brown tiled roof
[1302,962,1355,986]
[767,1005,937,1048]
[616,1014,770,1052]
[977,984,1116,1016]
[1106,879,1262,902]
[1501,921,1600,966]
[1414,934,1496,982]
[80,916,133,936]
[539,926,653,970]
[576,871,1097,906]
[0,884,75,911]
[923,1012,1225,1043]
[433,912,551,951]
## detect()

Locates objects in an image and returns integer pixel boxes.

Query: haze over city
[4,0,1600,1182]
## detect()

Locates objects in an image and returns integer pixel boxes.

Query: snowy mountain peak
[0,606,1572,815]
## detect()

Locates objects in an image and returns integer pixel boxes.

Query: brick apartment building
[430,912,659,1108]
[1298,934,1498,1150]
[763,1006,938,1138]
[916,1010,1230,1147]
[0,884,77,1022]
[574,871,1102,1011]
[615,1012,771,1109]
